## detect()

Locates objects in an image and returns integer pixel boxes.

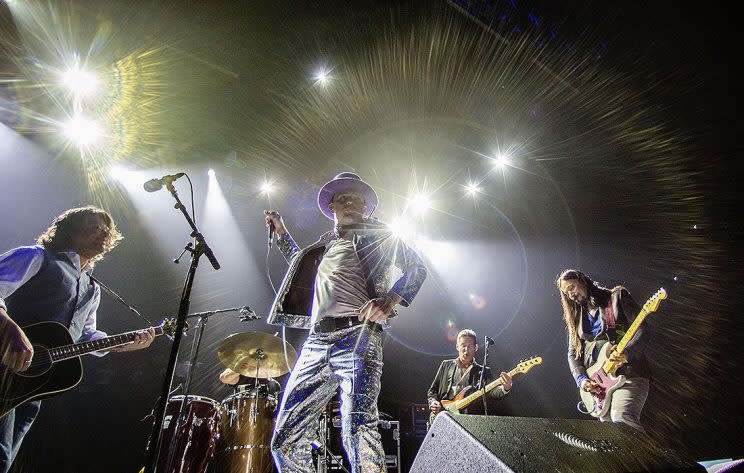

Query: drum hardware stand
[312,402,351,473]
[143,178,222,473]
[250,349,266,425]
[312,412,350,473]
[161,306,259,472]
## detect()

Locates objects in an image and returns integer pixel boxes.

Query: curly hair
[36,206,123,267]
[556,269,614,359]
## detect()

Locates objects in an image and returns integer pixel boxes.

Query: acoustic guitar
[1,319,181,419]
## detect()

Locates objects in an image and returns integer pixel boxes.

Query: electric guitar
[0,319,182,419]
[578,288,667,418]
[430,356,542,424]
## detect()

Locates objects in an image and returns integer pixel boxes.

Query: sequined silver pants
[271,324,385,473]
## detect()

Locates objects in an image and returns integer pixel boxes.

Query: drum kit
[153,331,297,473]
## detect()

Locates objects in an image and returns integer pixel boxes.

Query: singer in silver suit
[264,172,427,473]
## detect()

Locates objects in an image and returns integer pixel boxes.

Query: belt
[312,316,382,334]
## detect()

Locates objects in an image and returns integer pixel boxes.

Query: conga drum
[155,395,221,473]
[215,388,277,473]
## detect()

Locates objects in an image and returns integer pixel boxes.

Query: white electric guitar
[578,288,667,418]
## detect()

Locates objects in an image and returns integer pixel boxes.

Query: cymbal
[217,331,297,378]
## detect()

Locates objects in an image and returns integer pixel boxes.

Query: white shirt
[0,245,108,348]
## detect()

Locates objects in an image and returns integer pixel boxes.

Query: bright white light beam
[61,65,99,98]
[314,67,331,87]
[466,182,480,196]
[409,194,430,214]
[260,181,274,194]
[62,114,101,147]
[494,154,509,167]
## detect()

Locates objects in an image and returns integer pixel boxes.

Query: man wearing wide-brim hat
[265,172,427,472]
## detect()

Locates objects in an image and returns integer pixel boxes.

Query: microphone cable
[264,221,292,375]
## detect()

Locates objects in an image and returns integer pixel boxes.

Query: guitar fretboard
[49,327,163,362]
[454,367,519,410]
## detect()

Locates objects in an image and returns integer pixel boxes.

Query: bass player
[427,329,512,421]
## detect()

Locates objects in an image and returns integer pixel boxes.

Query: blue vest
[5,248,97,342]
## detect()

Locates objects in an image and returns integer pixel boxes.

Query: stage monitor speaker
[411,413,703,472]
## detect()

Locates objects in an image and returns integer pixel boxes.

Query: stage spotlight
[61,64,99,98]
[494,154,509,167]
[260,181,274,194]
[466,182,480,196]
[409,194,430,214]
[314,67,331,87]
[208,168,216,178]
[62,114,101,147]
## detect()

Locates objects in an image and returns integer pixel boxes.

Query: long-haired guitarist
[427,329,512,420]
[557,269,651,431]
[0,206,155,473]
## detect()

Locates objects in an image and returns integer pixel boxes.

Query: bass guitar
[578,288,667,418]
[430,356,542,424]
[1,319,181,419]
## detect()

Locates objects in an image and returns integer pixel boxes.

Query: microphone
[238,306,261,323]
[143,173,186,192]
[268,221,275,249]
[484,336,495,346]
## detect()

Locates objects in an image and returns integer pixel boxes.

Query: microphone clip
[238,306,261,323]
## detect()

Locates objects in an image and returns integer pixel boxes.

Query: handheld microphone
[143,172,186,192]
[485,336,495,346]
[268,221,275,248]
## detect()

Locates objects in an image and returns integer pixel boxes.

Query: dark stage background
[1,1,741,472]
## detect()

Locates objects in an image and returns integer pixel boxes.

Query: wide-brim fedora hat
[317,172,378,220]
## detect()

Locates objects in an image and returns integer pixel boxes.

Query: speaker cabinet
[411,413,703,472]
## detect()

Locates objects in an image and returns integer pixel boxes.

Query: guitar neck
[49,326,163,362]
[454,367,518,411]
[601,307,652,373]
[615,307,650,355]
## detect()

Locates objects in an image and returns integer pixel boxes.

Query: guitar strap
[449,363,473,399]
[604,292,619,344]
[89,275,154,326]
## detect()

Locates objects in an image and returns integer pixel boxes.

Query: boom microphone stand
[143,179,220,473]
[477,336,494,416]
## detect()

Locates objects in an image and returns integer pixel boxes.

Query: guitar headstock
[514,356,542,375]
[642,287,668,314]
[159,318,190,340]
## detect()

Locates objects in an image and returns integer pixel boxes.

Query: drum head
[168,394,218,406]
[222,389,276,405]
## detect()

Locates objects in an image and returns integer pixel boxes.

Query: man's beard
[570,294,588,309]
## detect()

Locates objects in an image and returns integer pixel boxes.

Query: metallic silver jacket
[267,219,427,329]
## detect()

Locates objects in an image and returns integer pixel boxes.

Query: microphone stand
[143,180,220,473]
[477,336,491,416]
[163,306,259,473]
